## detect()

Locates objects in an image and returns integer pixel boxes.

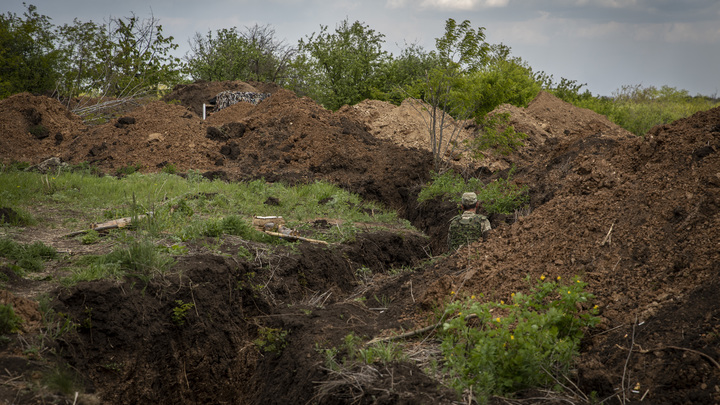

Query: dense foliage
[439,276,599,403]
[0,5,61,98]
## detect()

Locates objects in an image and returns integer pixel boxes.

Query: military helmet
[461,192,477,206]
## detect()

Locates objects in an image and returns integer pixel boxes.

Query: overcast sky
[6,0,720,97]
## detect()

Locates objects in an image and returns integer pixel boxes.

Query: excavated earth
[0,81,719,404]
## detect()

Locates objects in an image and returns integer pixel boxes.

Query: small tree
[54,12,184,120]
[296,19,388,110]
[0,4,62,98]
[185,24,295,83]
[412,19,489,172]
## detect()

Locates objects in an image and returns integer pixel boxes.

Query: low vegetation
[0,163,412,287]
[438,276,599,403]
[418,167,529,215]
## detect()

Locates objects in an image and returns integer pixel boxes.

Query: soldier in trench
[447,192,491,251]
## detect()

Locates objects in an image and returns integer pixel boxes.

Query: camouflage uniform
[447,192,491,250]
[447,212,491,250]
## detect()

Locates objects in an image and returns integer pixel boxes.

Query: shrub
[0,304,23,335]
[467,112,527,159]
[476,166,529,215]
[438,276,599,403]
[254,326,289,353]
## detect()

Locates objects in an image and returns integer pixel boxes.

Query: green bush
[439,276,599,403]
[476,166,529,215]
[467,113,527,159]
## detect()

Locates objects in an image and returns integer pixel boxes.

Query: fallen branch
[65,213,152,237]
[367,314,478,345]
[616,344,720,371]
[600,222,614,246]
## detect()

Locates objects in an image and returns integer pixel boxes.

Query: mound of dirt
[2,81,719,404]
[418,101,720,403]
[0,93,86,164]
[339,98,481,170]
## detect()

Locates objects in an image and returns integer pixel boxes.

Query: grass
[418,167,529,215]
[0,238,57,272]
[1,165,414,285]
[554,84,720,137]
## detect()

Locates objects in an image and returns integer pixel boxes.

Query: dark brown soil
[1,82,719,404]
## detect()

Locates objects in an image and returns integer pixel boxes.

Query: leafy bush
[467,113,527,159]
[438,276,599,403]
[254,326,289,353]
[476,166,529,215]
[417,171,482,203]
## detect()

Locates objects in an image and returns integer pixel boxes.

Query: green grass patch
[0,167,411,245]
[0,238,57,272]
[418,167,529,215]
[62,239,173,286]
[551,84,720,137]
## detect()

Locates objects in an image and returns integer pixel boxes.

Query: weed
[0,206,35,226]
[0,238,57,272]
[116,163,143,177]
[161,163,178,174]
[389,265,414,276]
[355,266,372,284]
[0,304,23,335]
[186,169,205,183]
[438,275,599,403]
[43,364,82,396]
[80,307,93,330]
[373,294,392,308]
[171,300,195,326]
[315,343,340,371]
[80,229,101,245]
[104,239,174,282]
[357,341,406,365]
[38,296,76,340]
[254,327,288,353]
[236,245,253,260]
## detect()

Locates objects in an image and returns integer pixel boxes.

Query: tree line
[2,4,716,139]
